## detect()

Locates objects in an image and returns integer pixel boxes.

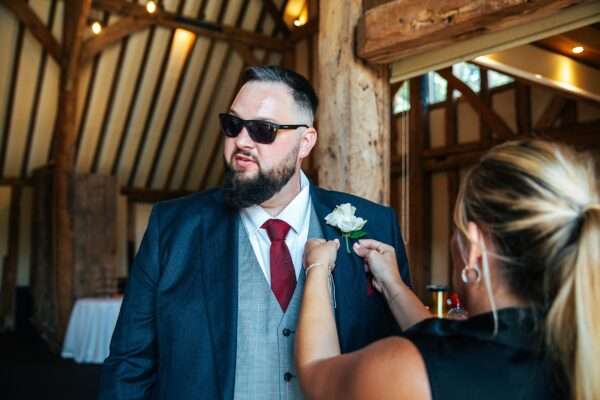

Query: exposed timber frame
[357,0,595,65]
[52,0,92,338]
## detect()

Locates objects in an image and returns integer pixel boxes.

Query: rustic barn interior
[0,0,599,398]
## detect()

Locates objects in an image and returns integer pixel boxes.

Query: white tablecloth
[61,297,123,364]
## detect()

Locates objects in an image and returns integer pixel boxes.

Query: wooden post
[408,76,431,300]
[479,66,493,144]
[444,71,459,291]
[317,0,390,204]
[0,186,22,331]
[515,81,532,135]
[53,0,91,338]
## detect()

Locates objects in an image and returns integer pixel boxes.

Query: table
[61,297,123,364]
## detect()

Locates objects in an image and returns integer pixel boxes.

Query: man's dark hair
[242,65,318,123]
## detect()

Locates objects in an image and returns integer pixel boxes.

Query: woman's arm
[354,239,431,330]
[296,239,340,368]
[296,240,431,400]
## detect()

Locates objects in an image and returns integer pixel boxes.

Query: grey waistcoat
[233,207,324,400]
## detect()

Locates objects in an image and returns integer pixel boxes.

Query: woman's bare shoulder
[346,337,431,400]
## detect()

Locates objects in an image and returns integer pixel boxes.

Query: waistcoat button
[283,372,294,382]
[282,328,292,336]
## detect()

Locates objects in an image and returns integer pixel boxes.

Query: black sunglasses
[219,113,309,144]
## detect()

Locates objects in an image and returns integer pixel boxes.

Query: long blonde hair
[454,140,600,400]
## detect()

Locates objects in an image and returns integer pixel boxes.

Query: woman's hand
[353,239,404,294]
[304,239,340,272]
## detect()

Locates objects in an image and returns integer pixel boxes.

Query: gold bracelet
[304,263,337,309]
[305,263,328,275]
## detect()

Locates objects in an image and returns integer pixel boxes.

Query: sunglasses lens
[220,114,243,137]
[219,114,277,144]
[247,121,276,144]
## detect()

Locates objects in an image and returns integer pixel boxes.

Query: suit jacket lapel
[199,195,238,400]
[309,186,365,335]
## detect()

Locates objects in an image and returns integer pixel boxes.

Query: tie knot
[262,219,291,242]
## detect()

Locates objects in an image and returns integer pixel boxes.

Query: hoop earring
[461,264,481,284]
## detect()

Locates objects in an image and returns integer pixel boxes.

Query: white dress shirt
[240,171,312,284]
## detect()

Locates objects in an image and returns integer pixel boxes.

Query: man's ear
[466,221,483,270]
[298,127,317,159]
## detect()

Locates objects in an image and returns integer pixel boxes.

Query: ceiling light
[91,21,102,35]
[146,1,157,14]
[572,46,584,54]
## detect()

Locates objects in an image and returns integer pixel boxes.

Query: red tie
[262,219,296,311]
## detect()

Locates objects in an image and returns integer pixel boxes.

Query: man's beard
[223,147,298,209]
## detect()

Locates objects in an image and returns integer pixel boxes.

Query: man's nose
[234,127,255,148]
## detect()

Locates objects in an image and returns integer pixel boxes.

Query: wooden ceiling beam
[438,68,515,140]
[91,35,130,173]
[164,0,232,190]
[80,17,153,63]
[0,177,31,186]
[74,11,109,160]
[534,94,568,129]
[183,45,234,189]
[92,0,289,52]
[22,0,59,178]
[127,0,188,188]
[418,118,600,171]
[144,1,208,188]
[109,26,157,176]
[357,0,591,64]
[231,42,260,66]
[163,39,216,189]
[261,0,291,35]
[1,0,62,64]
[0,19,25,177]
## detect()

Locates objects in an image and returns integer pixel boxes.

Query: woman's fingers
[306,238,326,247]
[352,242,368,257]
[304,238,340,269]
[355,239,395,254]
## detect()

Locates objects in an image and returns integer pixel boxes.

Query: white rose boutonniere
[325,203,367,253]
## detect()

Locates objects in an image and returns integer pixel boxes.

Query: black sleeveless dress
[402,307,568,400]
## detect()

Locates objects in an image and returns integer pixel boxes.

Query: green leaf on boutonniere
[349,230,367,240]
[341,230,368,253]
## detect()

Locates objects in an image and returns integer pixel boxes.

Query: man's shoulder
[311,185,391,214]
[153,187,227,219]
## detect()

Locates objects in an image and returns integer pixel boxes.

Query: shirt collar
[241,171,311,234]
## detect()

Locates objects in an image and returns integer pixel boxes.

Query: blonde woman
[296,140,599,400]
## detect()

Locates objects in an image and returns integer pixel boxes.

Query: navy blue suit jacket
[99,185,410,400]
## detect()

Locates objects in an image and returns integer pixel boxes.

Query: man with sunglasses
[100,66,411,400]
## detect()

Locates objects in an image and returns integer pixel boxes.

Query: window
[427,72,447,104]
[452,62,481,95]
[393,82,410,114]
[393,72,446,113]
[392,63,514,114]
[488,69,514,88]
